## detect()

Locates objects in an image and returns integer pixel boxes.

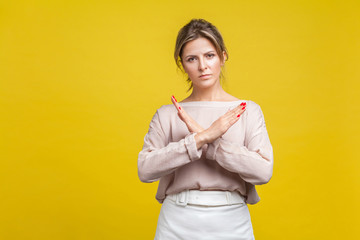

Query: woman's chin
[193,80,218,89]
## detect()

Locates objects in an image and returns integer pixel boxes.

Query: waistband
[166,190,246,207]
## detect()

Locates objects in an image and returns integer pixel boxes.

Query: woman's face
[181,37,225,90]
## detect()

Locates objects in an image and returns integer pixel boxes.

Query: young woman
[138,18,273,240]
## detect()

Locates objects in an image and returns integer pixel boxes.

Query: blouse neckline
[177,100,246,107]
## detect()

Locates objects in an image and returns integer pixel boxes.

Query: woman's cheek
[209,58,220,67]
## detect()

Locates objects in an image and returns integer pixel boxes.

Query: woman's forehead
[182,38,216,55]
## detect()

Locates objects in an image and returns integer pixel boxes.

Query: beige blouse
[137,100,274,205]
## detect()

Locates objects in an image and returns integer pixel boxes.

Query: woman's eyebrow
[185,51,216,58]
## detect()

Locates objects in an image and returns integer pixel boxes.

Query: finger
[182,110,203,130]
[228,107,246,126]
[171,95,182,112]
[177,106,205,132]
[172,96,190,118]
[223,104,246,123]
[233,107,246,120]
[223,102,246,117]
[228,114,241,126]
[237,104,246,114]
[170,96,197,124]
[234,102,247,115]
[222,106,243,121]
[178,109,204,132]
[234,102,246,113]
[222,107,237,119]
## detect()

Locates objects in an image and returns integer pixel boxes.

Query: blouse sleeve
[137,110,203,183]
[205,103,273,185]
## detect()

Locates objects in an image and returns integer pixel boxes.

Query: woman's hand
[171,95,204,133]
[171,95,246,149]
[200,102,247,144]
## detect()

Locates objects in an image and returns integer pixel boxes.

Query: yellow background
[1,0,359,239]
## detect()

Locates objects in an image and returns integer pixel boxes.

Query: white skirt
[154,190,255,240]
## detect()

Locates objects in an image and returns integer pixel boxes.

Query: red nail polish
[242,106,245,110]
[237,114,240,117]
[179,107,181,110]
[172,95,177,102]
[240,102,245,106]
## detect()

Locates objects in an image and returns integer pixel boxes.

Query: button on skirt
[154,191,255,240]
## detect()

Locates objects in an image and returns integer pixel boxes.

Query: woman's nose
[198,58,208,70]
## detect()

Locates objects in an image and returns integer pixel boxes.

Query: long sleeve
[205,103,273,185]
[138,110,203,183]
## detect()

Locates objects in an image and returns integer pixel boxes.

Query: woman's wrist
[194,131,208,149]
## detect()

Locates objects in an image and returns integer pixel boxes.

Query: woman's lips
[199,74,211,79]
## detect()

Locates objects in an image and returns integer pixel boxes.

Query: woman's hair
[174,18,229,92]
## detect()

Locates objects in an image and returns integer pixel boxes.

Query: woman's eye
[207,54,215,58]
[187,57,195,62]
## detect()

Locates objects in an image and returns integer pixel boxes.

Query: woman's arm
[169,97,272,185]
[171,95,246,150]
[137,110,203,183]
[205,102,274,185]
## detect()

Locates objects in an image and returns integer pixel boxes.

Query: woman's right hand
[171,95,247,149]
[200,102,247,144]
[171,95,205,133]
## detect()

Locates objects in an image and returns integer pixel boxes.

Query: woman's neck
[187,86,230,102]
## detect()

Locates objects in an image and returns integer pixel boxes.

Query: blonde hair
[174,18,229,92]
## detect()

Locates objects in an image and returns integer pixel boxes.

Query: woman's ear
[221,51,227,66]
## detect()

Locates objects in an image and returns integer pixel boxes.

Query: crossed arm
[138,97,273,185]
[170,95,247,149]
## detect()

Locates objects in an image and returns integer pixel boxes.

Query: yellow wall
[1,0,359,239]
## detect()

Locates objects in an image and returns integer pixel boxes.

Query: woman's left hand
[171,95,204,133]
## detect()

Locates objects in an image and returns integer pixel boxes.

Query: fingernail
[237,114,240,117]
[179,107,181,110]
[172,95,177,102]
[240,102,245,106]
[242,106,245,110]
